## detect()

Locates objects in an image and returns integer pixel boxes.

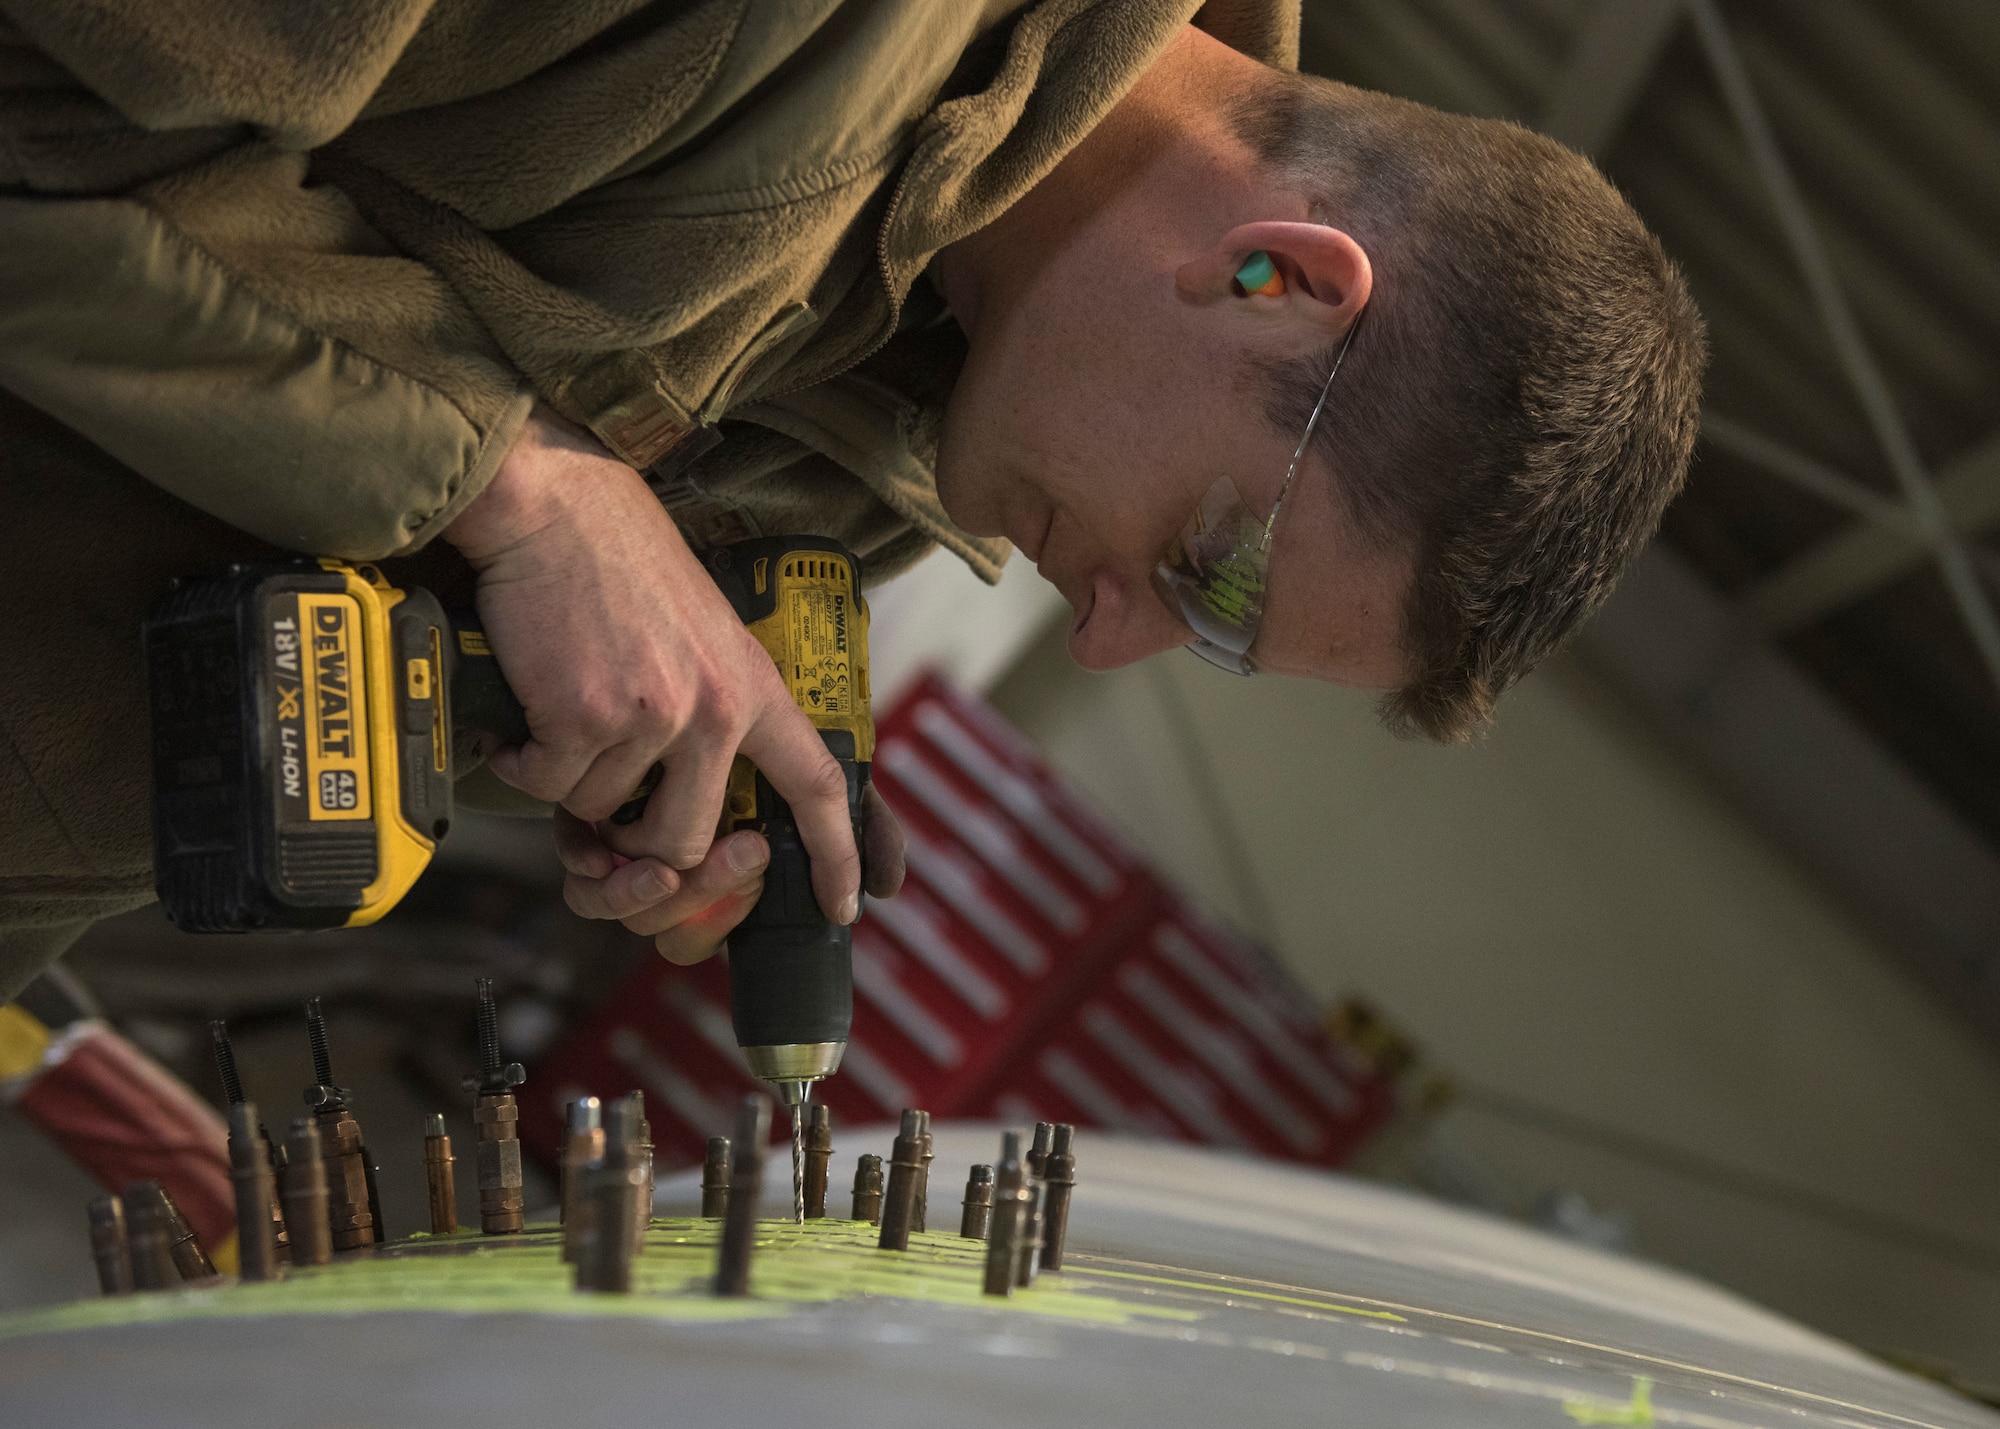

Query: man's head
[932,28,1705,740]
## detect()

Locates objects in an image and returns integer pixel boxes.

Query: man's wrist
[444,406,627,563]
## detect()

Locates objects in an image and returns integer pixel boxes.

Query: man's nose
[1066,571,1195,672]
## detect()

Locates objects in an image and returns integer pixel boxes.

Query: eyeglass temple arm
[1260,313,1364,545]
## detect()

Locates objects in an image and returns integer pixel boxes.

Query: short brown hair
[1237,77,1706,741]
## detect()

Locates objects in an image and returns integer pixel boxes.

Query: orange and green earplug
[1235,250,1285,297]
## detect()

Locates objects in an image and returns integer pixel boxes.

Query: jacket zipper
[699,300,819,425]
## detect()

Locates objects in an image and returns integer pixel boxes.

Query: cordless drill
[143,536,870,1124]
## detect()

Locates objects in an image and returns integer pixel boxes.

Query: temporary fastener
[959,1164,995,1240]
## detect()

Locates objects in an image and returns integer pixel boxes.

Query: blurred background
[4,0,1997,1407]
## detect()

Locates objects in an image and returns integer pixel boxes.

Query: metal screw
[126,1180,212,1283]
[912,1113,934,1233]
[215,1031,291,1255]
[578,1096,645,1293]
[86,1194,131,1295]
[1028,1121,1053,1179]
[1041,1124,1077,1271]
[627,1091,653,1254]
[560,1098,602,1260]
[209,1019,245,1106]
[714,1094,772,1296]
[281,1118,333,1267]
[302,998,376,1249]
[425,1113,459,1237]
[465,978,527,1095]
[983,1133,1030,1297]
[124,1182,181,1290]
[851,1154,883,1224]
[228,1102,280,1282]
[803,1105,833,1219]
[304,998,337,1099]
[466,979,525,1235]
[877,1109,924,1251]
[701,1137,732,1219]
[959,1165,995,1240]
[1015,1180,1045,1288]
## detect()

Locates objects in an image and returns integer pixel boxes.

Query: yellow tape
[0,1003,51,1082]
[1564,1376,1654,1425]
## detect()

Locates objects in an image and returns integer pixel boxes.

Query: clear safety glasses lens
[1154,473,1276,678]
[1158,313,1361,677]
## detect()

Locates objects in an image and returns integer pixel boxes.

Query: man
[0,1,1704,998]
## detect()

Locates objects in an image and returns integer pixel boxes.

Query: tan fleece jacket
[0,0,1297,585]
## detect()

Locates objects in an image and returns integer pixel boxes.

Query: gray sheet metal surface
[1,1125,1990,1429]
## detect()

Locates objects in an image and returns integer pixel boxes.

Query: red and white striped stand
[521,673,1395,1173]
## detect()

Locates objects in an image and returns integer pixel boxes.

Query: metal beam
[1540,0,1685,156]
[1688,0,2000,692]
[1736,427,2000,633]
[1701,411,1905,525]
[1575,546,2000,1058]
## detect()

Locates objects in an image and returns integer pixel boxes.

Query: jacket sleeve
[0,7,533,559]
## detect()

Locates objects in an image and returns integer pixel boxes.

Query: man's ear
[1175,221,1372,338]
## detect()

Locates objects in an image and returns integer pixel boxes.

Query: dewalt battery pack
[145,561,453,931]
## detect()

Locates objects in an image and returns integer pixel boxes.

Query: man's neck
[933,26,1272,341]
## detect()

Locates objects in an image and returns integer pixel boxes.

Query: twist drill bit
[124,1181,181,1291]
[626,1091,654,1253]
[86,1194,132,1295]
[1040,1124,1077,1271]
[851,1154,883,1224]
[802,1105,832,1219]
[281,1117,333,1267]
[982,1133,1029,1297]
[789,1101,806,1225]
[559,1098,602,1261]
[578,1096,645,1293]
[959,1164,995,1240]
[212,1019,288,1251]
[301,998,377,1250]
[877,1109,924,1251]
[1015,1180,1045,1288]
[714,1093,772,1297]
[912,1113,934,1233]
[463,978,526,1235]
[424,1113,459,1236]
[228,1102,280,1282]
[701,1137,732,1219]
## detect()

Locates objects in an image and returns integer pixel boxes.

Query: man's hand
[445,407,870,935]
[554,782,907,964]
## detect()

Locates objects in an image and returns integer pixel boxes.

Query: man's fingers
[553,808,616,878]
[861,781,906,900]
[740,703,860,925]
[487,738,595,806]
[563,856,680,921]
[634,745,737,870]
[654,886,762,966]
[563,741,670,826]
[619,831,770,938]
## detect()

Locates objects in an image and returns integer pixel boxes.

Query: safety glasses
[1155,315,1362,675]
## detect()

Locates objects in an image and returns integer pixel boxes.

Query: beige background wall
[924,557,2000,1387]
